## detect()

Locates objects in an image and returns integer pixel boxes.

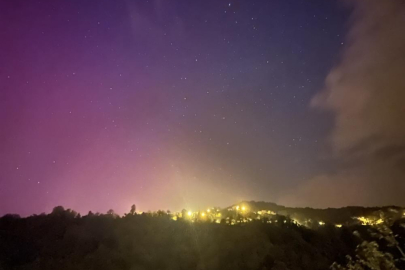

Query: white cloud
[289,0,405,207]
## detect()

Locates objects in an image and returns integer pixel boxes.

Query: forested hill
[227,201,404,225]
[1,204,405,270]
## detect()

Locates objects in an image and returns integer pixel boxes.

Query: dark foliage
[0,211,353,270]
[0,206,404,270]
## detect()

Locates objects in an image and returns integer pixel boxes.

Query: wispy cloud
[283,0,405,207]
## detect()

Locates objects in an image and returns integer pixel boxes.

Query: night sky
[1,0,405,216]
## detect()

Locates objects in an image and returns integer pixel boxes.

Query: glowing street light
[201,212,206,217]
[241,206,246,211]
[187,211,192,216]
[207,209,211,213]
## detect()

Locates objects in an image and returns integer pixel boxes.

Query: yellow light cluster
[357,216,384,226]
[292,219,302,226]
[375,218,383,225]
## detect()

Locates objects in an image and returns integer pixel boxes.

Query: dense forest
[1,203,405,270]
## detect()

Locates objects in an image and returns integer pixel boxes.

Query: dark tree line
[0,206,404,270]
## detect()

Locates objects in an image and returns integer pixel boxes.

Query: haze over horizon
[1,0,405,217]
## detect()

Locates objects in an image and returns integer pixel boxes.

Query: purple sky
[1,0,405,216]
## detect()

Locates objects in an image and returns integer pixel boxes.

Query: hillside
[226,201,404,225]
[1,204,405,270]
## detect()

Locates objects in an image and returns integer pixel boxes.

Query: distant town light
[207,209,211,213]
[187,211,192,216]
[236,205,240,210]
[357,216,383,226]
[319,221,325,226]
[201,212,205,217]
[241,206,246,211]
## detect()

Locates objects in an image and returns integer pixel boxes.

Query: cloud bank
[283,0,405,207]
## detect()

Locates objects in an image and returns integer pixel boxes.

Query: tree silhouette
[107,209,117,218]
[130,204,136,215]
[51,206,65,216]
